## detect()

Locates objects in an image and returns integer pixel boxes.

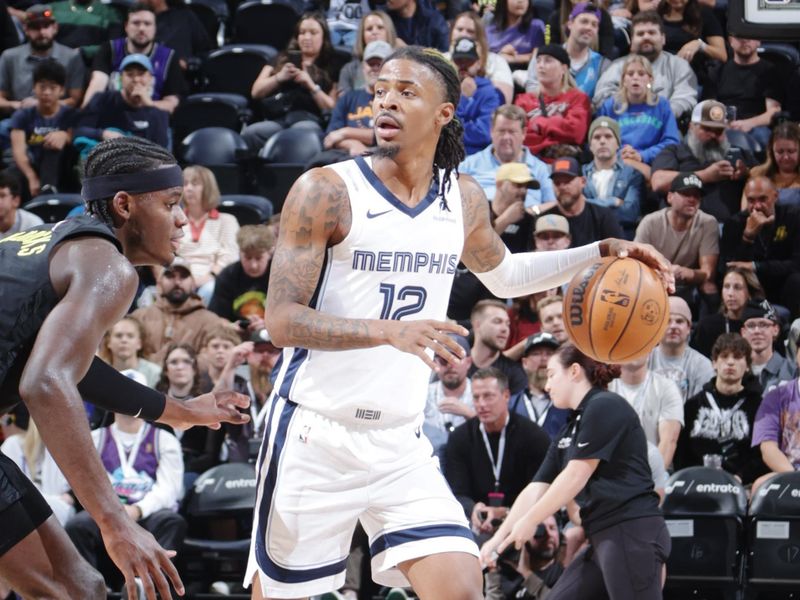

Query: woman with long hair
[597,54,680,165]
[657,0,726,68]
[745,121,800,208]
[98,316,161,388]
[242,12,338,152]
[337,10,400,95]
[450,11,514,103]
[481,344,670,600]
[486,0,545,71]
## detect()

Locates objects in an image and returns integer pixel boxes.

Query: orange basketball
[563,256,669,363]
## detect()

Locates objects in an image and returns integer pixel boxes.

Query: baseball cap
[669,172,703,193]
[691,100,727,129]
[536,44,570,66]
[120,53,154,73]
[163,257,192,276]
[534,214,570,236]
[668,296,692,323]
[569,2,601,21]
[496,162,540,189]
[588,116,620,146]
[25,4,54,26]
[550,157,582,178]
[363,40,392,62]
[523,332,560,355]
[452,37,479,62]
[741,299,780,325]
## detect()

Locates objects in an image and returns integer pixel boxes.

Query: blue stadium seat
[202,44,278,98]
[258,127,322,164]
[232,0,301,49]
[219,194,274,225]
[172,93,251,143]
[179,127,250,194]
[24,193,83,223]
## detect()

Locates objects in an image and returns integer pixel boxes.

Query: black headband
[81,164,183,202]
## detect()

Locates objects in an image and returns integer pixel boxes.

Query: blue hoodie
[597,96,680,164]
[457,76,502,156]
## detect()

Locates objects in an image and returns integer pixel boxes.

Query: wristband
[697,38,707,52]
[78,357,166,421]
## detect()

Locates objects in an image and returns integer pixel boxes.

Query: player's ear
[436,101,455,128]
[111,191,132,226]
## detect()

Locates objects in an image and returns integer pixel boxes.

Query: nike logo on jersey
[577,442,589,448]
[366,209,392,219]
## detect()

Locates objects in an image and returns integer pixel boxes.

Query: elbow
[18,371,61,409]
[264,308,290,348]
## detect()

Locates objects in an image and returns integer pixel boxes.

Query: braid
[383,46,466,207]
[83,138,177,227]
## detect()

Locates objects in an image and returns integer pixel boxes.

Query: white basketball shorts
[245,396,478,599]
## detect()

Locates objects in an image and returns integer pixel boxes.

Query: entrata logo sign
[695,483,741,494]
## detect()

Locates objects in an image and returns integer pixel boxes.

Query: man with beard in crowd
[468,300,528,395]
[652,100,753,221]
[131,257,229,364]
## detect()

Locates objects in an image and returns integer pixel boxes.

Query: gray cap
[363,40,393,62]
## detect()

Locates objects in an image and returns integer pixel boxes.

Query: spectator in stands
[324,0,370,49]
[0,4,85,116]
[423,334,475,454]
[596,54,680,168]
[74,53,170,149]
[546,0,616,58]
[453,37,502,156]
[141,0,210,67]
[511,332,569,439]
[582,116,643,236]
[593,11,697,120]
[491,162,539,253]
[97,316,161,388]
[10,60,75,197]
[720,176,800,317]
[752,351,800,492]
[608,0,659,53]
[469,300,529,395]
[525,2,610,98]
[675,333,766,484]
[65,373,186,586]
[740,299,796,393]
[651,100,751,221]
[657,0,726,83]
[50,0,121,60]
[540,157,624,248]
[609,357,683,467]
[486,0,545,76]
[201,326,241,387]
[485,514,564,600]
[178,165,240,304]
[243,13,337,153]
[691,265,765,358]
[336,10,398,95]
[537,295,568,344]
[635,172,718,303]
[445,368,551,541]
[208,224,274,327]
[514,45,591,160]
[385,0,449,51]
[747,121,800,207]
[707,32,782,148]
[649,296,715,402]
[82,4,186,114]
[449,11,514,103]
[131,258,229,364]
[0,169,43,239]
[459,104,556,210]
[155,343,218,483]
[534,213,571,252]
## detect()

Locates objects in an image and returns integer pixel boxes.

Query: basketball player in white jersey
[246,47,674,600]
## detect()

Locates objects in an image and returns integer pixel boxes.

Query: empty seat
[172,93,251,142]
[202,44,278,98]
[24,193,84,223]
[232,0,301,49]
[179,127,250,193]
[258,127,322,164]
[218,194,274,225]
[184,0,229,48]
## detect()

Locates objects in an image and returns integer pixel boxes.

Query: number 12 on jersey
[379,283,428,320]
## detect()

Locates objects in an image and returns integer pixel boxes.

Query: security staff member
[481,344,670,600]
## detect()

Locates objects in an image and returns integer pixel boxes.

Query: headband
[81,164,184,202]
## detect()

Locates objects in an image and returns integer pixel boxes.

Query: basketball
[563,257,669,363]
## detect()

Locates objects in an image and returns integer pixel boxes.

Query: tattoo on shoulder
[460,178,506,271]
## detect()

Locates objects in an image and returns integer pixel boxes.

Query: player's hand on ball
[599,239,675,293]
[384,319,469,370]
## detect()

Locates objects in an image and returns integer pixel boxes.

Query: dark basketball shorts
[0,450,53,556]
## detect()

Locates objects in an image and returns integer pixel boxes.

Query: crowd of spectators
[1,0,800,597]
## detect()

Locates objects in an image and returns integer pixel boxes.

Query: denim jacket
[582,159,643,235]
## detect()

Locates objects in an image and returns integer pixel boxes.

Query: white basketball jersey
[271,156,465,426]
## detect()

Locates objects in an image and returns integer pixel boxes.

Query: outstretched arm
[265,168,467,369]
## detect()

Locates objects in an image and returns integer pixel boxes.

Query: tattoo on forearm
[461,180,506,271]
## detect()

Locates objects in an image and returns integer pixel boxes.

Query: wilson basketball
[563,257,669,363]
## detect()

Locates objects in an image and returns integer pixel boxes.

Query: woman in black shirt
[482,344,670,600]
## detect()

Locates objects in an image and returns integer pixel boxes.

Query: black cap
[452,37,479,61]
[537,44,570,66]
[25,4,54,25]
[741,299,779,325]
[550,156,582,178]
[670,172,703,193]
[523,332,560,355]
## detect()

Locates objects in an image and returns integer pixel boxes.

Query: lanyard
[524,394,551,427]
[480,415,509,489]
[112,423,148,478]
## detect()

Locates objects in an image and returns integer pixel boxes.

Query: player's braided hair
[82,137,177,228]
[384,46,465,208]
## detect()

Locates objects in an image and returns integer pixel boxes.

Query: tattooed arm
[264,168,467,369]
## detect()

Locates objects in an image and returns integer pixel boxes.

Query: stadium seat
[202,44,278,98]
[662,467,748,600]
[179,127,250,194]
[219,194,274,225]
[258,127,322,164]
[24,193,83,223]
[172,93,251,143]
[184,0,229,49]
[746,471,800,599]
[232,0,301,49]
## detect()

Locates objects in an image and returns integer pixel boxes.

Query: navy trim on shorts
[369,523,475,557]
[354,156,438,219]
[254,399,349,583]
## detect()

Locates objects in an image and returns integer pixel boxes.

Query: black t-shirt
[498,212,534,254]
[468,354,529,396]
[207,261,270,322]
[90,41,188,99]
[711,59,783,120]
[538,202,624,249]
[533,388,661,535]
[662,6,723,56]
